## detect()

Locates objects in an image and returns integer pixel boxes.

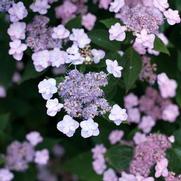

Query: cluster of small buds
[124,73,179,134]
[129,134,172,177]
[0,0,13,12]
[0,131,49,181]
[139,56,157,84]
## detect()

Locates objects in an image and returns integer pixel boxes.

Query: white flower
[135,29,155,49]
[153,0,169,12]
[57,115,79,137]
[80,119,100,138]
[157,73,177,98]
[109,23,127,41]
[0,169,14,181]
[32,50,50,72]
[7,22,26,40]
[155,158,169,178]
[9,40,27,61]
[69,29,91,48]
[109,104,128,126]
[109,0,125,13]
[91,49,105,64]
[34,149,49,165]
[52,25,70,39]
[164,9,181,25]
[106,59,123,78]
[38,78,57,100]
[46,98,63,117]
[8,2,28,22]
[49,48,67,67]
[26,131,43,146]
[0,86,6,98]
[30,0,50,15]
[66,44,84,65]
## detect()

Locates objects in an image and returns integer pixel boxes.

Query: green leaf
[122,48,142,92]
[105,145,133,170]
[177,50,181,72]
[167,147,181,174]
[88,29,121,51]
[21,61,45,83]
[154,37,170,55]
[65,16,81,30]
[64,152,101,181]
[0,114,9,131]
[100,18,120,28]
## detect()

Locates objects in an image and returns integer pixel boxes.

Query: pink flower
[103,169,118,181]
[127,108,141,123]
[155,158,169,178]
[0,86,6,98]
[164,9,181,25]
[109,130,124,144]
[34,149,49,165]
[139,116,155,133]
[124,93,139,109]
[109,23,127,41]
[157,73,177,98]
[9,40,27,61]
[92,144,107,159]
[52,25,70,39]
[99,0,111,9]
[135,29,155,49]
[133,132,147,145]
[162,104,179,122]
[153,0,169,12]
[92,155,107,175]
[69,29,91,48]
[82,13,96,31]
[119,172,137,181]
[109,0,125,13]
[26,131,43,146]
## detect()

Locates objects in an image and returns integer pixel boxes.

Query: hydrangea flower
[109,0,125,13]
[34,149,49,165]
[52,25,70,39]
[82,13,96,31]
[157,73,177,98]
[46,98,63,117]
[8,2,28,22]
[106,59,123,78]
[109,130,124,144]
[138,116,155,133]
[91,49,105,64]
[109,23,127,41]
[7,22,26,40]
[80,119,100,138]
[164,9,181,25]
[153,0,169,12]
[9,40,27,61]
[57,115,79,137]
[103,169,118,181]
[155,158,169,178]
[0,169,14,181]
[38,78,57,100]
[69,29,91,48]
[26,131,43,146]
[109,104,128,125]
[30,0,50,15]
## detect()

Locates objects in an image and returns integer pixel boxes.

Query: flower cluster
[91,132,175,181]
[124,73,179,134]
[0,131,49,181]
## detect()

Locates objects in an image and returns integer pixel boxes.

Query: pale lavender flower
[26,131,43,146]
[34,149,49,165]
[30,0,50,15]
[124,93,139,109]
[109,130,124,144]
[0,86,6,98]
[0,168,14,181]
[6,141,35,171]
[103,169,118,181]
[82,13,96,31]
